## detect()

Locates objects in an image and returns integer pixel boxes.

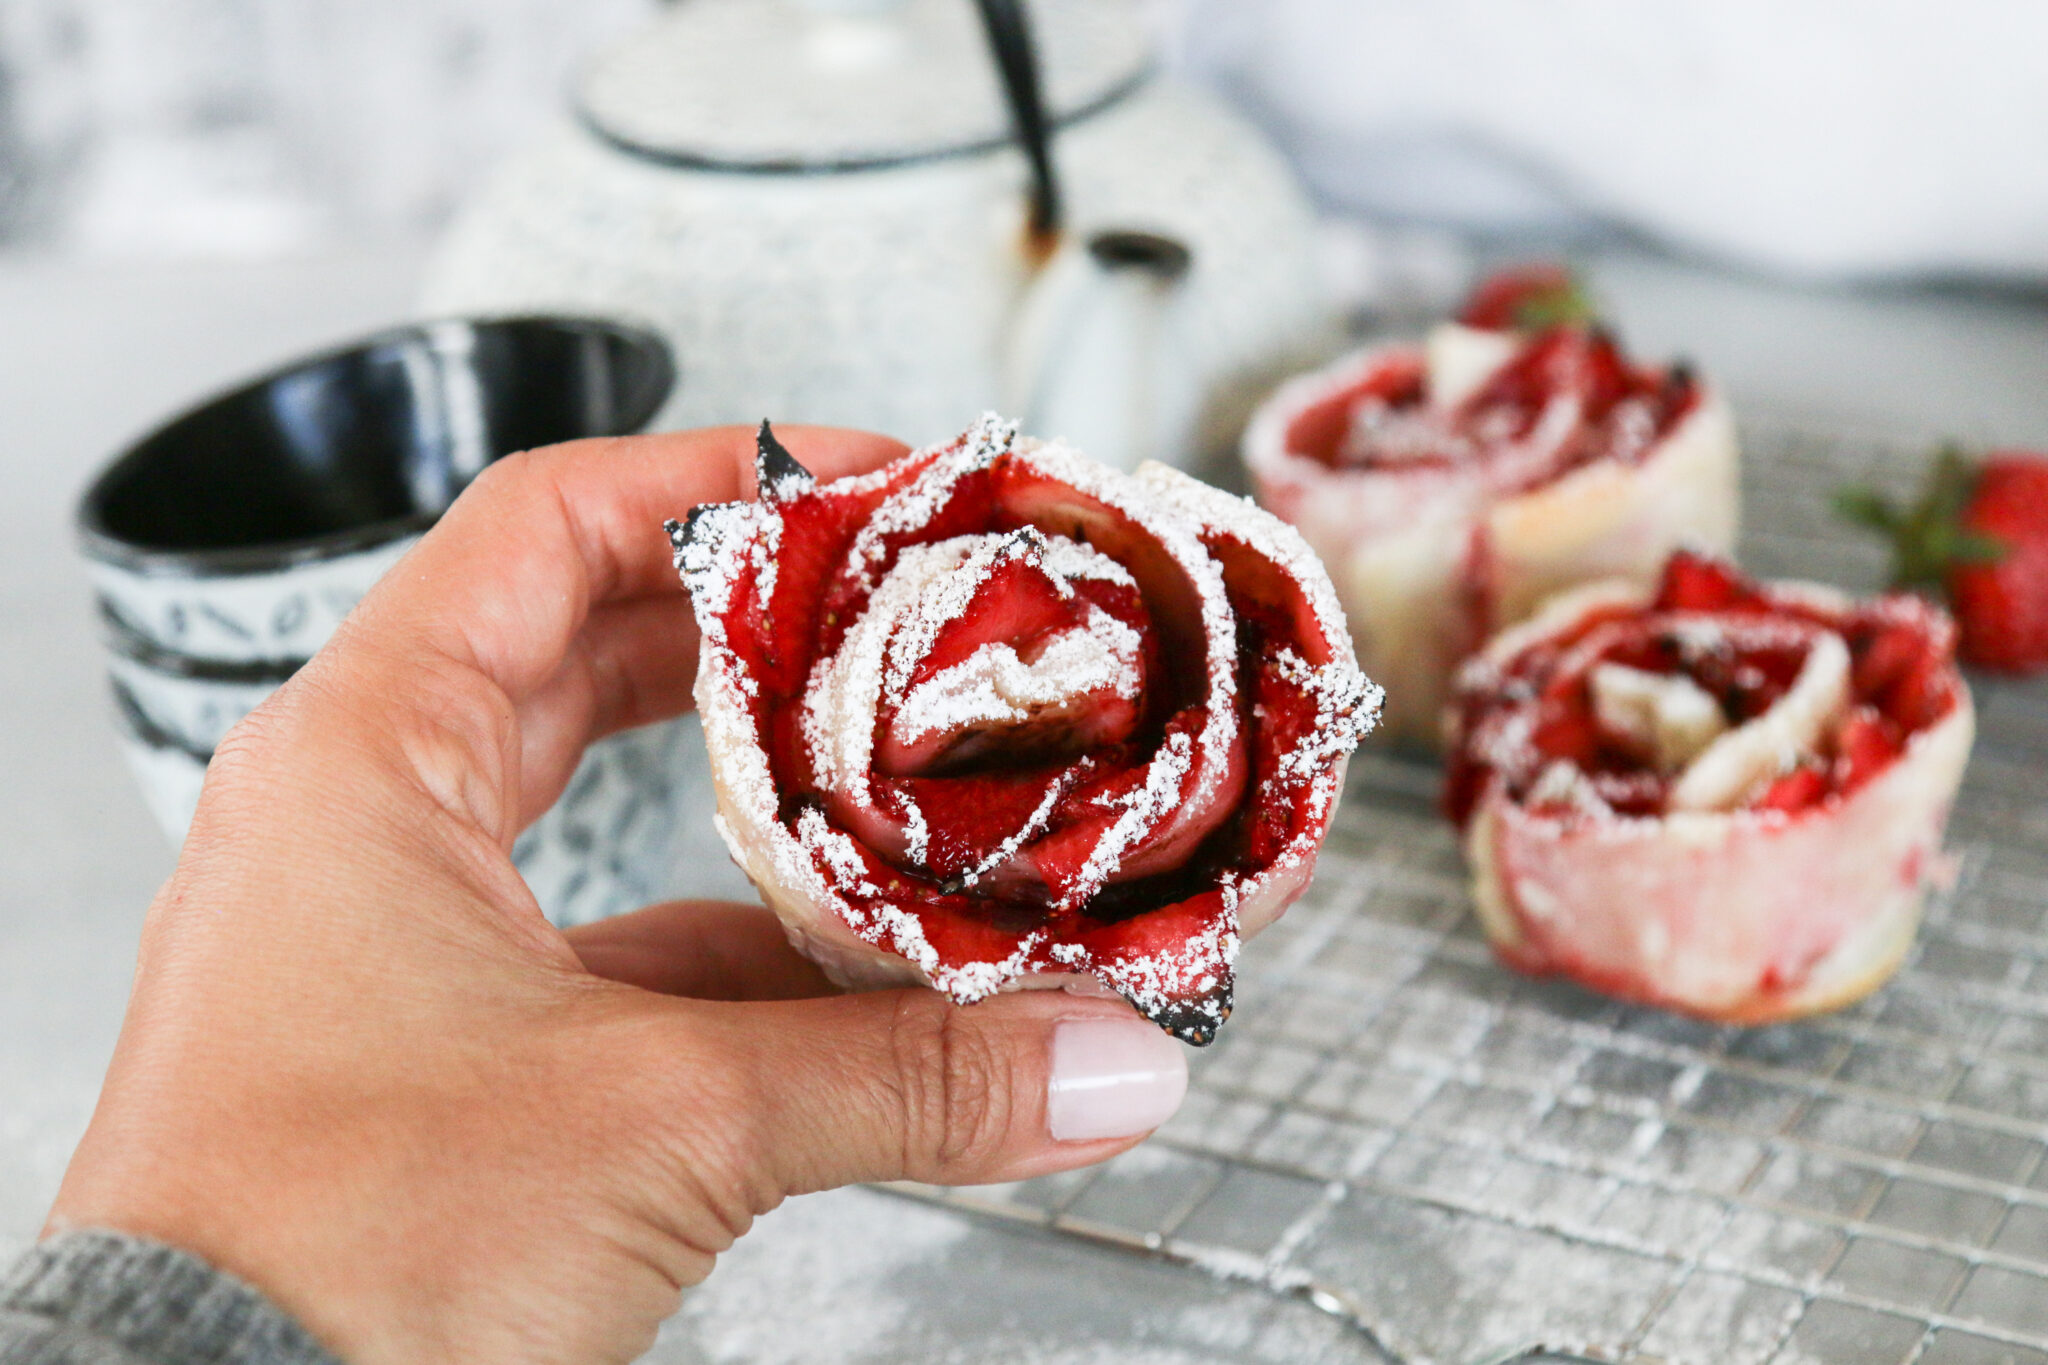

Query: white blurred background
[0,0,654,256]
[4,0,2047,283]
[1173,0,2048,284]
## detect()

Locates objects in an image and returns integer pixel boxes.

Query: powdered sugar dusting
[898,799,930,868]
[796,805,939,978]
[673,415,1375,1041]
[670,501,770,629]
[1134,461,1366,683]
[1528,759,1615,819]
[881,532,1042,701]
[1452,565,1953,838]
[1133,460,1381,817]
[1074,728,1195,904]
[1039,533,1136,588]
[1270,648,1381,784]
[1013,437,1249,889]
[798,804,885,900]
[928,929,1050,1006]
[1126,462,1379,941]
[892,615,1141,747]
[1018,439,1243,726]
[672,505,785,845]
[1242,344,1403,491]
[955,766,1079,890]
[802,537,982,804]
[1091,909,1240,1035]
[801,527,1144,847]
[845,412,1016,592]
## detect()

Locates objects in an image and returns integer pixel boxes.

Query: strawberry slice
[1753,765,1827,814]
[748,426,931,690]
[1852,620,1925,698]
[1280,354,1427,469]
[1882,650,1955,733]
[1531,696,1603,769]
[1655,549,1762,613]
[1833,706,1901,793]
[917,536,1077,672]
[882,764,1083,889]
[1302,320,1697,487]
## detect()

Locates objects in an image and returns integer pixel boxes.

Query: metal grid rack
[884,422,2048,1365]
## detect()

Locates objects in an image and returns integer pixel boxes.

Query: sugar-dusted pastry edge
[1456,580,1975,1023]
[1242,340,1740,744]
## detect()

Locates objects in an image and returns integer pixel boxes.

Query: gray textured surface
[905,585,2048,1362]
[1,248,2046,1361]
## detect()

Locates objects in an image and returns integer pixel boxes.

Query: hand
[50,427,1189,1364]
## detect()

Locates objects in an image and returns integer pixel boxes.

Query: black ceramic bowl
[82,315,673,577]
[79,315,676,871]
[78,315,673,666]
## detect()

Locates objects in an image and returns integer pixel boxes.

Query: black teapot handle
[973,0,1062,240]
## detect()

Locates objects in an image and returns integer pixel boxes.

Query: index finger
[279,424,905,842]
[351,424,908,703]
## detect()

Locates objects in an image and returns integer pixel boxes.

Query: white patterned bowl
[80,316,689,927]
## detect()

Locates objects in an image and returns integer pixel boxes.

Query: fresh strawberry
[1459,262,1596,331]
[1838,446,2048,674]
[1950,456,2048,671]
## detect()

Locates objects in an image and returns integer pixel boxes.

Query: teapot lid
[577,0,1152,170]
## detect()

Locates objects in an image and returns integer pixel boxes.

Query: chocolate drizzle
[665,505,714,555]
[1151,985,1231,1047]
[755,419,815,500]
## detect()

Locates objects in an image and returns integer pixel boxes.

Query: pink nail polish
[1046,1016,1188,1142]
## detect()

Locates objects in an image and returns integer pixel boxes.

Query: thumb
[702,988,1189,1194]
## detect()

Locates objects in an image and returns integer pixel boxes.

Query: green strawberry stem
[1834,445,2007,592]
[1513,274,1598,331]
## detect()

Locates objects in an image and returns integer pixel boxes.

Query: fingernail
[1046,1016,1188,1142]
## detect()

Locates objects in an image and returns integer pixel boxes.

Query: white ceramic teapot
[421,0,1333,475]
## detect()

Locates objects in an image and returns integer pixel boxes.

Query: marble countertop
[1,246,2043,1363]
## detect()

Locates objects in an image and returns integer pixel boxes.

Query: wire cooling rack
[882,421,2048,1365]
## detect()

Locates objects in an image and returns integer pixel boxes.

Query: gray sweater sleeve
[0,1231,342,1365]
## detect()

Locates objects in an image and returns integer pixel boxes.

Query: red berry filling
[1445,551,1964,829]
[1282,327,1697,491]
[675,421,1375,1041]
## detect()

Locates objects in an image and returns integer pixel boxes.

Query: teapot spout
[1005,230,1196,472]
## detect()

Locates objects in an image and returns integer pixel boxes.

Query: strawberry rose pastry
[670,417,1381,1042]
[1243,265,1739,743]
[1444,552,1974,1022]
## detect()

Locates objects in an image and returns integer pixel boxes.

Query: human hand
[50,427,1189,1364]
